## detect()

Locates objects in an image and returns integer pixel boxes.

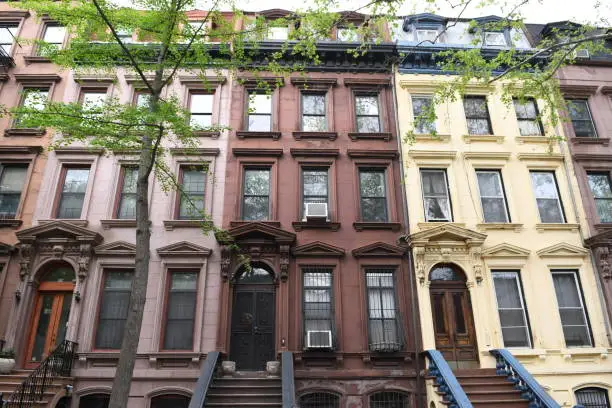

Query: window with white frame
[247,93,272,131]
[16,87,49,127]
[355,94,381,133]
[484,31,506,46]
[302,267,334,349]
[411,95,436,134]
[476,170,510,223]
[421,169,452,222]
[530,171,565,223]
[337,27,358,41]
[301,93,327,131]
[302,168,329,219]
[551,270,592,347]
[115,166,137,219]
[189,93,213,128]
[267,26,289,40]
[416,29,439,43]
[513,98,543,136]
[0,164,28,219]
[242,168,271,221]
[587,172,612,223]
[463,96,493,135]
[39,24,66,55]
[55,166,90,219]
[492,271,531,348]
[177,166,206,220]
[0,24,18,55]
[80,89,107,111]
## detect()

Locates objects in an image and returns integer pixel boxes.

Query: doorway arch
[229,263,276,370]
[429,263,478,366]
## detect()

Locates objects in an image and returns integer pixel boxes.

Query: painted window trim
[491,270,533,349]
[551,269,594,348]
[475,169,511,223]
[420,168,453,222]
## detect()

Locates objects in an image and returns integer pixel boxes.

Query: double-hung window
[16,88,49,127]
[355,94,381,132]
[337,27,358,42]
[189,93,213,128]
[530,171,565,223]
[0,165,27,219]
[303,268,334,349]
[366,269,401,352]
[80,90,107,109]
[247,93,272,131]
[302,168,329,220]
[96,270,133,349]
[551,270,592,347]
[359,169,388,222]
[39,24,66,55]
[514,98,543,136]
[301,93,327,132]
[566,99,597,137]
[0,24,18,55]
[242,168,270,221]
[55,166,90,219]
[163,271,198,350]
[492,271,531,347]
[177,166,206,220]
[421,169,452,222]
[463,96,493,135]
[134,91,151,108]
[587,172,612,223]
[484,31,506,46]
[416,29,439,43]
[115,166,137,219]
[476,170,510,223]
[411,95,436,134]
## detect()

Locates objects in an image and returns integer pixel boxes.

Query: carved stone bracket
[279,245,290,282]
[596,246,611,281]
[78,244,92,281]
[414,247,426,286]
[18,243,32,281]
[471,246,484,284]
[220,246,231,282]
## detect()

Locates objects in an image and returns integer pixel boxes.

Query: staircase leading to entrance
[0,370,71,407]
[453,368,529,408]
[205,375,282,407]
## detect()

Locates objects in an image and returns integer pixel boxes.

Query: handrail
[281,351,296,408]
[491,349,561,408]
[3,340,77,408]
[424,350,473,408]
[188,351,220,408]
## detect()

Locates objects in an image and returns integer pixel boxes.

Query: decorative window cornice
[0,146,42,155]
[169,148,220,156]
[482,242,530,258]
[343,78,390,88]
[536,242,588,258]
[156,241,212,257]
[54,147,104,155]
[573,154,612,162]
[347,149,398,159]
[178,75,226,88]
[14,74,62,83]
[560,84,599,97]
[290,148,339,158]
[463,152,511,161]
[232,148,283,157]
[238,76,285,89]
[517,152,564,162]
[290,77,337,90]
[407,150,457,160]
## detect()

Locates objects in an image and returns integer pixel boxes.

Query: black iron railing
[368,310,405,353]
[2,340,77,408]
[187,351,220,408]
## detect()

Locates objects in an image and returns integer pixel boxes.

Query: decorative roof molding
[536,242,588,258]
[259,9,292,19]
[463,152,511,160]
[470,15,508,32]
[94,241,136,256]
[517,152,564,161]
[232,148,283,157]
[14,74,62,83]
[482,243,530,259]
[352,242,406,258]
[292,241,345,257]
[347,149,398,159]
[408,223,487,247]
[407,150,457,160]
[156,241,212,257]
[290,148,339,158]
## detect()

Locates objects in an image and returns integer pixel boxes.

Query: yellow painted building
[395,66,612,406]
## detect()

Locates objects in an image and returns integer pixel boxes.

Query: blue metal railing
[424,350,473,408]
[281,351,296,408]
[491,349,560,408]
[187,351,220,408]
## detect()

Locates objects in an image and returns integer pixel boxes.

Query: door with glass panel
[25,266,75,368]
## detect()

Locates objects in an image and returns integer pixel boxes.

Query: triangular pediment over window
[156,241,212,257]
[352,242,406,258]
[292,241,345,258]
[16,220,103,244]
[537,242,588,258]
[482,243,530,259]
[408,224,486,247]
[95,241,136,256]
[220,222,296,245]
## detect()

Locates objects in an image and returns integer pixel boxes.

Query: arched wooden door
[229,265,276,370]
[24,265,75,368]
[429,264,478,364]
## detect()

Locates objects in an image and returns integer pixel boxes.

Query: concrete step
[471,400,529,408]
[466,390,526,401]
[462,382,517,392]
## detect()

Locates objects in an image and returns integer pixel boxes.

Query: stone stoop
[205,372,282,407]
[449,368,530,408]
[0,370,72,407]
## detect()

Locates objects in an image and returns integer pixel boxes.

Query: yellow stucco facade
[395,73,612,407]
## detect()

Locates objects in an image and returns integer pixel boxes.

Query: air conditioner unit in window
[305,202,328,221]
[573,49,590,59]
[306,330,333,349]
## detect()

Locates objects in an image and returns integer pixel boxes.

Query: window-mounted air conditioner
[573,49,590,59]
[306,330,333,349]
[304,202,328,221]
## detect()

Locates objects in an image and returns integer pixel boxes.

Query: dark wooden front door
[230,285,276,370]
[430,284,477,363]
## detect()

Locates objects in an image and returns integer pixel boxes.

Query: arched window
[79,394,109,408]
[429,264,465,282]
[236,264,274,284]
[576,387,611,408]
[370,391,410,408]
[150,394,190,408]
[41,265,75,282]
[299,392,340,408]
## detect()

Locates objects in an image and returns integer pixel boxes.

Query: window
[552,270,592,347]
[0,24,18,55]
[301,93,327,132]
[566,99,597,137]
[116,28,133,43]
[115,166,137,219]
[416,29,439,43]
[366,269,401,352]
[150,395,190,408]
[242,168,270,221]
[370,392,409,408]
[55,167,90,219]
[355,94,381,133]
[337,27,358,41]
[163,271,197,350]
[189,93,213,128]
[39,24,66,55]
[80,90,107,110]
[79,394,110,408]
[247,93,272,131]
[267,26,288,40]
[299,392,340,408]
[0,165,27,219]
[492,271,531,348]
[359,168,388,222]
[134,91,151,108]
[576,388,611,408]
[587,172,612,223]
[421,169,452,222]
[411,95,436,134]
[177,166,206,220]
[484,31,506,46]
[530,171,565,223]
[463,96,492,135]
[303,268,334,349]
[302,168,328,219]
[513,98,543,136]
[16,88,49,127]
[95,270,133,349]
[476,170,510,223]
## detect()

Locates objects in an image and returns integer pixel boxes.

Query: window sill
[292,221,340,231]
[295,349,341,367]
[570,137,609,146]
[362,350,412,365]
[230,220,281,228]
[39,219,88,227]
[353,222,401,232]
[413,133,451,142]
[476,222,523,232]
[23,55,51,64]
[236,131,281,140]
[101,219,137,229]
[348,132,392,141]
[148,351,202,366]
[516,136,552,144]
[163,220,213,231]
[4,128,46,137]
[193,131,220,139]
[463,134,504,144]
[293,131,337,141]
[535,223,580,232]
[0,219,23,228]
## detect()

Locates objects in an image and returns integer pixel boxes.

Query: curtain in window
[96,271,132,349]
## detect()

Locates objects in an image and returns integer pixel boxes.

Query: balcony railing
[368,312,405,352]
[0,46,14,68]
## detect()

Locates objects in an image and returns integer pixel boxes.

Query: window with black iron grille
[366,269,402,352]
[303,267,334,349]
[576,387,611,408]
[463,95,493,135]
[369,391,410,408]
[359,168,388,222]
[566,99,597,137]
[0,164,27,219]
[299,392,340,408]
